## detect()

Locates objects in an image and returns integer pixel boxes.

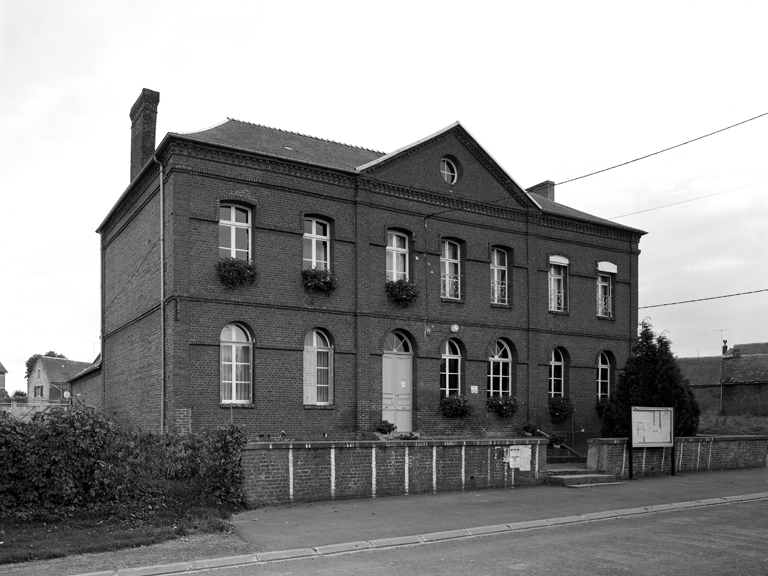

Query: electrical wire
[556,111,768,186]
[639,289,768,310]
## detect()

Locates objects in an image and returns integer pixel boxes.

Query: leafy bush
[301,268,338,294]
[376,420,397,434]
[12,390,27,403]
[601,320,700,437]
[550,434,565,447]
[385,279,418,307]
[0,403,247,520]
[486,395,518,417]
[440,395,471,417]
[522,422,538,434]
[548,396,575,423]
[216,257,257,288]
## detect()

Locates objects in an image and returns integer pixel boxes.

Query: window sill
[490,302,510,309]
[441,298,465,305]
[548,310,569,316]
[304,404,335,410]
[219,403,255,409]
[597,315,615,322]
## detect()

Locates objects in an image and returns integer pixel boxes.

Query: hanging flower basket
[385,279,419,307]
[216,257,257,288]
[440,395,471,418]
[302,268,338,294]
[486,395,519,418]
[548,396,575,423]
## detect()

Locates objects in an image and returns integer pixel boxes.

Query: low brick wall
[587,435,768,479]
[242,439,548,507]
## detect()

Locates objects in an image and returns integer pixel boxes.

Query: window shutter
[303,347,317,405]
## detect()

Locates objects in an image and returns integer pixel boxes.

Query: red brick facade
[97,96,644,445]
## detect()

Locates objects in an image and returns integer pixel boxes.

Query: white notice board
[504,446,531,470]
[631,407,674,447]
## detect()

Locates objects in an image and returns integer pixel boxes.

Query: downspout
[153,155,165,434]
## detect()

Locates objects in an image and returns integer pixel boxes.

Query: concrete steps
[546,447,587,465]
[545,470,619,487]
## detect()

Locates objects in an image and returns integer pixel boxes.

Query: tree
[601,320,700,438]
[25,351,67,380]
[12,390,27,403]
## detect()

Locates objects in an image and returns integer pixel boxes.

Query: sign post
[630,407,674,480]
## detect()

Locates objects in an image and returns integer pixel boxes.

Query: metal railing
[441,274,461,299]
[490,280,508,304]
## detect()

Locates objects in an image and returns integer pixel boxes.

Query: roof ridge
[226,118,385,155]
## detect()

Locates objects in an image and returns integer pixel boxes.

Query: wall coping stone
[244,438,548,450]
[588,435,768,445]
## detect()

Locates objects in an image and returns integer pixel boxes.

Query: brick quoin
[94,90,646,447]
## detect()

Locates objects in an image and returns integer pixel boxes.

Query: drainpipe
[153,155,165,434]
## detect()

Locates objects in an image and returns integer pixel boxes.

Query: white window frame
[440,339,462,398]
[548,348,565,398]
[490,248,508,305]
[220,324,252,405]
[219,204,251,260]
[439,157,458,184]
[441,240,461,300]
[548,256,569,312]
[597,274,613,318]
[487,340,512,397]
[303,218,330,270]
[597,352,611,400]
[386,231,409,281]
[304,329,334,405]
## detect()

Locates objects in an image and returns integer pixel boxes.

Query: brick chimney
[527,180,555,201]
[129,88,160,182]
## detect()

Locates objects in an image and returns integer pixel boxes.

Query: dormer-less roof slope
[69,354,102,382]
[677,356,723,387]
[179,119,384,172]
[0,361,7,374]
[534,195,645,235]
[40,357,92,384]
[722,354,768,384]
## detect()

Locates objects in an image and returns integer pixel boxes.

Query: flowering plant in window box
[216,257,257,288]
[440,394,471,418]
[301,268,338,294]
[548,396,575,423]
[522,422,538,435]
[385,279,419,307]
[486,395,519,417]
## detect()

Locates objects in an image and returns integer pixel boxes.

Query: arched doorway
[382,331,413,432]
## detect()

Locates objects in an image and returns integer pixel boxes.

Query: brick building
[88,88,645,444]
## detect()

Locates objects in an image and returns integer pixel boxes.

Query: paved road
[188,499,768,575]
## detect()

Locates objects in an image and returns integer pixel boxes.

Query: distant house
[27,356,93,403]
[69,354,104,409]
[0,360,7,391]
[678,343,768,416]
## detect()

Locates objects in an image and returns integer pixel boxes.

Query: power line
[609,180,768,219]
[556,111,768,186]
[639,289,768,310]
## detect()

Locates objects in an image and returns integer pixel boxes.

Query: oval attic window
[440,157,458,185]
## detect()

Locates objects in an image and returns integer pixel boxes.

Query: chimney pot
[527,180,555,201]
[130,88,160,182]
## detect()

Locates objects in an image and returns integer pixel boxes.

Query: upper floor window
[597,352,612,400]
[440,339,462,397]
[219,205,251,260]
[220,324,252,404]
[548,256,569,312]
[487,340,513,397]
[386,231,409,281]
[596,262,617,318]
[440,157,458,184]
[548,348,566,398]
[303,218,330,270]
[490,248,508,305]
[304,329,333,405]
[441,240,461,300]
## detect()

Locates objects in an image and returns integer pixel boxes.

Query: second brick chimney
[129,88,160,182]
[527,180,555,202]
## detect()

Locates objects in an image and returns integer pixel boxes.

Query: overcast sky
[1,1,766,395]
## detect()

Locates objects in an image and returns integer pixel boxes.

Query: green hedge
[0,403,246,519]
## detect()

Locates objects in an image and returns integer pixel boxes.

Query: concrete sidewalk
[8,467,768,576]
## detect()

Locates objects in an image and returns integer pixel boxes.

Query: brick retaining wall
[242,439,548,507]
[587,435,768,479]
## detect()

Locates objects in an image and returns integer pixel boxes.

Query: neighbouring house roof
[721,354,768,384]
[0,361,7,374]
[178,119,384,172]
[725,342,768,356]
[39,356,92,384]
[69,354,102,382]
[677,356,723,387]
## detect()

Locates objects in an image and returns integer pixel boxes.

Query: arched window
[384,331,411,353]
[597,352,612,400]
[490,248,508,305]
[220,324,251,404]
[303,218,330,270]
[386,231,409,281]
[548,348,566,398]
[219,205,251,260]
[440,339,462,397]
[440,157,458,184]
[487,340,513,397]
[303,329,333,405]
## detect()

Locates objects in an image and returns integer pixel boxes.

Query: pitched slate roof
[534,195,645,234]
[179,119,384,172]
[728,342,768,356]
[40,356,92,384]
[721,344,768,384]
[69,354,102,382]
[0,361,7,374]
[677,356,723,387]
